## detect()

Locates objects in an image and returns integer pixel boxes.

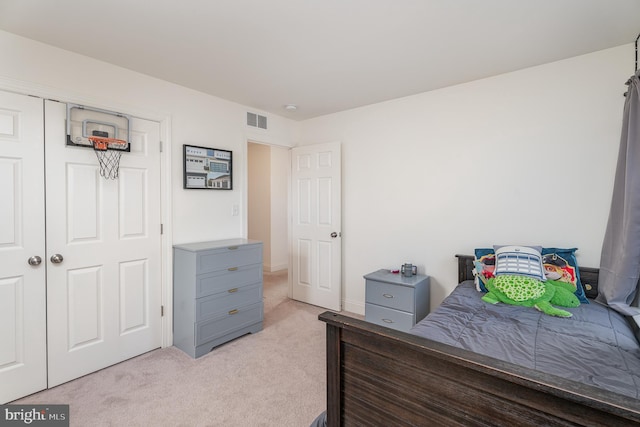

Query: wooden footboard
[319,312,640,426]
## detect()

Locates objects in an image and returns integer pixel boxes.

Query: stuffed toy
[482,275,580,317]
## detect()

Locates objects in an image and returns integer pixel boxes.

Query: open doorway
[247,142,289,273]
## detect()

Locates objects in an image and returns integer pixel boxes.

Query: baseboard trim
[264,263,288,273]
[342,298,365,316]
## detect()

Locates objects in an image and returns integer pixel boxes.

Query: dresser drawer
[195,302,263,346]
[196,264,262,298]
[196,283,262,320]
[365,280,414,312]
[196,244,262,274]
[365,303,414,332]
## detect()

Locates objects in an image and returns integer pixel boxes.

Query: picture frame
[183,144,233,190]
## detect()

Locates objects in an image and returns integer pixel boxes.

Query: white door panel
[0,92,46,403]
[45,100,162,387]
[291,142,341,310]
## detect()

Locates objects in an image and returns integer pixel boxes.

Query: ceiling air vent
[247,112,267,130]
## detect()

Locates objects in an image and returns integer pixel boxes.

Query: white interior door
[0,91,47,403]
[291,142,341,310]
[44,100,162,387]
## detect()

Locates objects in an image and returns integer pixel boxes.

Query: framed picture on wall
[183,144,233,189]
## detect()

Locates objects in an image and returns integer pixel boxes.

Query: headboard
[455,254,600,299]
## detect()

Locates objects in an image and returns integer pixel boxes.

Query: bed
[315,254,640,426]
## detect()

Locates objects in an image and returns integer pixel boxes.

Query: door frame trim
[0,76,174,348]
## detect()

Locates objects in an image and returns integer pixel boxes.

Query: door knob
[330,232,339,238]
[28,256,42,266]
[50,254,64,264]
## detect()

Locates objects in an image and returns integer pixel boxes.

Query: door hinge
[161,305,164,317]
[159,141,163,152]
[161,223,164,234]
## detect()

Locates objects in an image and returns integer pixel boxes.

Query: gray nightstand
[364,269,430,332]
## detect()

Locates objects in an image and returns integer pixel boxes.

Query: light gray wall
[296,44,633,313]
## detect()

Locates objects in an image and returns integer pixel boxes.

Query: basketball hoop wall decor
[66,103,131,180]
[183,144,232,189]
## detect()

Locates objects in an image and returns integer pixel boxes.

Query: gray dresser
[364,269,430,332]
[173,239,263,358]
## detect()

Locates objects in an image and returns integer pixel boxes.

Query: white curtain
[597,70,640,315]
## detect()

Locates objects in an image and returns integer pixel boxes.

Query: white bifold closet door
[0,92,163,403]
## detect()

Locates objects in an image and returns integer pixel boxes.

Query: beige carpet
[15,270,329,426]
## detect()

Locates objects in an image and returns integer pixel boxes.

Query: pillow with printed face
[493,245,546,281]
[541,248,588,304]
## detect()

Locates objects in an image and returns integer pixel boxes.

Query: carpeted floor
[15,270,329,426]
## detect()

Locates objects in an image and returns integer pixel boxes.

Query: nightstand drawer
[365,303,414,332]
[195,302,263,346]
[196,283,262,320]
[365,280,414,312]
[196,244,262,274]
[196,264,262,298]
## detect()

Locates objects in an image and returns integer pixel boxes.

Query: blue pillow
[473,246,589,304]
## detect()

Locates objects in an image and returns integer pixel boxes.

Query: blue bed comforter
[410,280,640,398]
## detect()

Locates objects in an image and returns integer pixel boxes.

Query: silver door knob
[330,232,338,238]
[28,256,42,266]
[50,254,64,264]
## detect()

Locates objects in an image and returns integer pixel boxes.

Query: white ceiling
[1,0,639,120]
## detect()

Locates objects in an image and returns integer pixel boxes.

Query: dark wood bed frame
[318,255,640,426]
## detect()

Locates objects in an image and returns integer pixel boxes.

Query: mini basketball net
[88,136,127,179]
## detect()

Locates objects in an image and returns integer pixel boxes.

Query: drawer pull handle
[228,309,239,315]
[228,267,238,271]
[383,293,394,298]
[228,246,239,250]
[382,318,394,323]
[228,288,238,293]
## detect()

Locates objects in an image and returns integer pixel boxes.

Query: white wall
[248,143,272,266]
[0,30,296,246]
[3,29,632,316]
[270,146,289,271]
[247,142,289,272]
[296,44,633,314]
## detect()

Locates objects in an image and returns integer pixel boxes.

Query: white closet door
[0,91,46,403]
[44,100,163,387]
